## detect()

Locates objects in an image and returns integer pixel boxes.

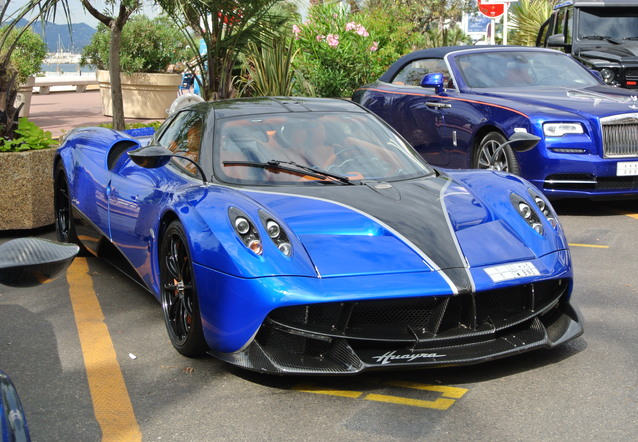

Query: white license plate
[484,262,540,283]
[616,161,638,176]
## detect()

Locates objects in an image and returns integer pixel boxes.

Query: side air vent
[107,140,139,170]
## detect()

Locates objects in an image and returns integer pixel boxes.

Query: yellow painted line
[67,258,142,442]
[292,384,363,398]
[606,208,638,220]
[568,243,609,249]
[364,393,457,410]
[382,381,468,399]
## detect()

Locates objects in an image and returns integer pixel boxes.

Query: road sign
[477,0,505,18]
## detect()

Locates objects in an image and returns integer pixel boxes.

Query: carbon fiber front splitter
[209,302,583,375]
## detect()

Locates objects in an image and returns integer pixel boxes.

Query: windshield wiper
[222,159,354,185]
[581,35,622,44]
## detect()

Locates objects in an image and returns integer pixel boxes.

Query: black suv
[536,0,638,89]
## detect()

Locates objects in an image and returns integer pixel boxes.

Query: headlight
[511,194,543,235]
[229,207,263,255]
[531,192,559,229]
[543,122,584,137]
[600,68,615,84]
[259,211,293,257]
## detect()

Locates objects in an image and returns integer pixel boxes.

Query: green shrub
[81,15,192,74]
[0,26,47,84]
[292,3,425,98]
[0,118,55,152]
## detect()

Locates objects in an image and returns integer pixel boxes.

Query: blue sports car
[54,97,582,374]
[353,45,638,200]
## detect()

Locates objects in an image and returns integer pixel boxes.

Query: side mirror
[546,34,566,47]
[128,145,174,169]
[128,145,208,183]
[507,132,540,153]
[0,238,79,287]
[421,73,445,94]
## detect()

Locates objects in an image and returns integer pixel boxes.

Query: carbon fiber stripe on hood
[248,174,473,294]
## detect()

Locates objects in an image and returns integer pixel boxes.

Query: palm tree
[509,0,559,46]
[157,0,290,101]
[0,0,70,140]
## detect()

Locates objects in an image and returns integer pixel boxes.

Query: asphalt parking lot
[1,198,637,441]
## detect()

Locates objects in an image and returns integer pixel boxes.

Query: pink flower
[326,34,339,47]
[345,21,357,32]
[316,34,325,42]
[356,25,369,37]
[292,24,301,39]
[369,41,379,52]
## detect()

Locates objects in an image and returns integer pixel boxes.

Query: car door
[368,58,453,166]
[107,110,204,284]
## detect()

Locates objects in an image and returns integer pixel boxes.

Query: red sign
[477,0,505,18]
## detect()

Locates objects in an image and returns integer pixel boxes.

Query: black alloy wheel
[160,221,207,357]
[54,163,84,250]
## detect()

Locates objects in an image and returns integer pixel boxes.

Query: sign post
[477,0,517,45]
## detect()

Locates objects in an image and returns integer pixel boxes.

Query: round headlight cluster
[260,211,293,257]
[510,191,560,236]
[533,195,558,228]
[229,207,263,255]
[600,68,616,84]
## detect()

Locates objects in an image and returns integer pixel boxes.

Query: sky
[6,0,161,27]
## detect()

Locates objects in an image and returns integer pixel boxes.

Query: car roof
[206,97,366,119]
[378,45,557,83]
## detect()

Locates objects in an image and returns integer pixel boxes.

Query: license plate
[484,262,540,283]
[617,161,638,176]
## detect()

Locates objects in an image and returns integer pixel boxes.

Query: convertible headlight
[260,211,293,257]
[543,122,584,137]
[229,207,263,255]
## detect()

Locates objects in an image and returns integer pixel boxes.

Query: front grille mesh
[265,279,567,345]
[602,116,638,158]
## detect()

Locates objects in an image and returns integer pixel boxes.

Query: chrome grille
[602,114,638,158]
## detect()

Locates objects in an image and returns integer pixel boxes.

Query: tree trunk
[109,24,126,131]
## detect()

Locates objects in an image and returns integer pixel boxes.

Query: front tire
[54,162,85,251]
[474,132,520,175]
[160,221,207,357]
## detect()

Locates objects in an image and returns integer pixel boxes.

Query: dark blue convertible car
[54,97,582,374]
[353,46,638,199]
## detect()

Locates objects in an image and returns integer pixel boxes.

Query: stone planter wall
[0,148,57,231]
[97,70,182,119]
[15,76,36,119]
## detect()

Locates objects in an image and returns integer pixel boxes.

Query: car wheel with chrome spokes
[474,132,520,175]
[160,221,207,357]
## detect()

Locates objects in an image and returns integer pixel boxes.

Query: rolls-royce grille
[602,116,638,158]
[265,279,568,346]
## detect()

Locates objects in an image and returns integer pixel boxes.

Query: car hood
[471,85,638,117]
[579,45,638,62]
[238,171,565,290]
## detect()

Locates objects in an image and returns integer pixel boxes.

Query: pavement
[28,90,161,138]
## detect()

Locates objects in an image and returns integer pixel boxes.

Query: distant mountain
[15,18,96,53]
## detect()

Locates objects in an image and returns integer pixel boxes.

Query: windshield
[214,112,432,185]
[578,7,638,41]
[454,50,600,88]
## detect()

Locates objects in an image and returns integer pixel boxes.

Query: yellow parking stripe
[568,243,609,249]
[292,381,467,410]
[67,258,141,442]
[382,381,468,399]
[364,393,457,410]
[292,384,363,398]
